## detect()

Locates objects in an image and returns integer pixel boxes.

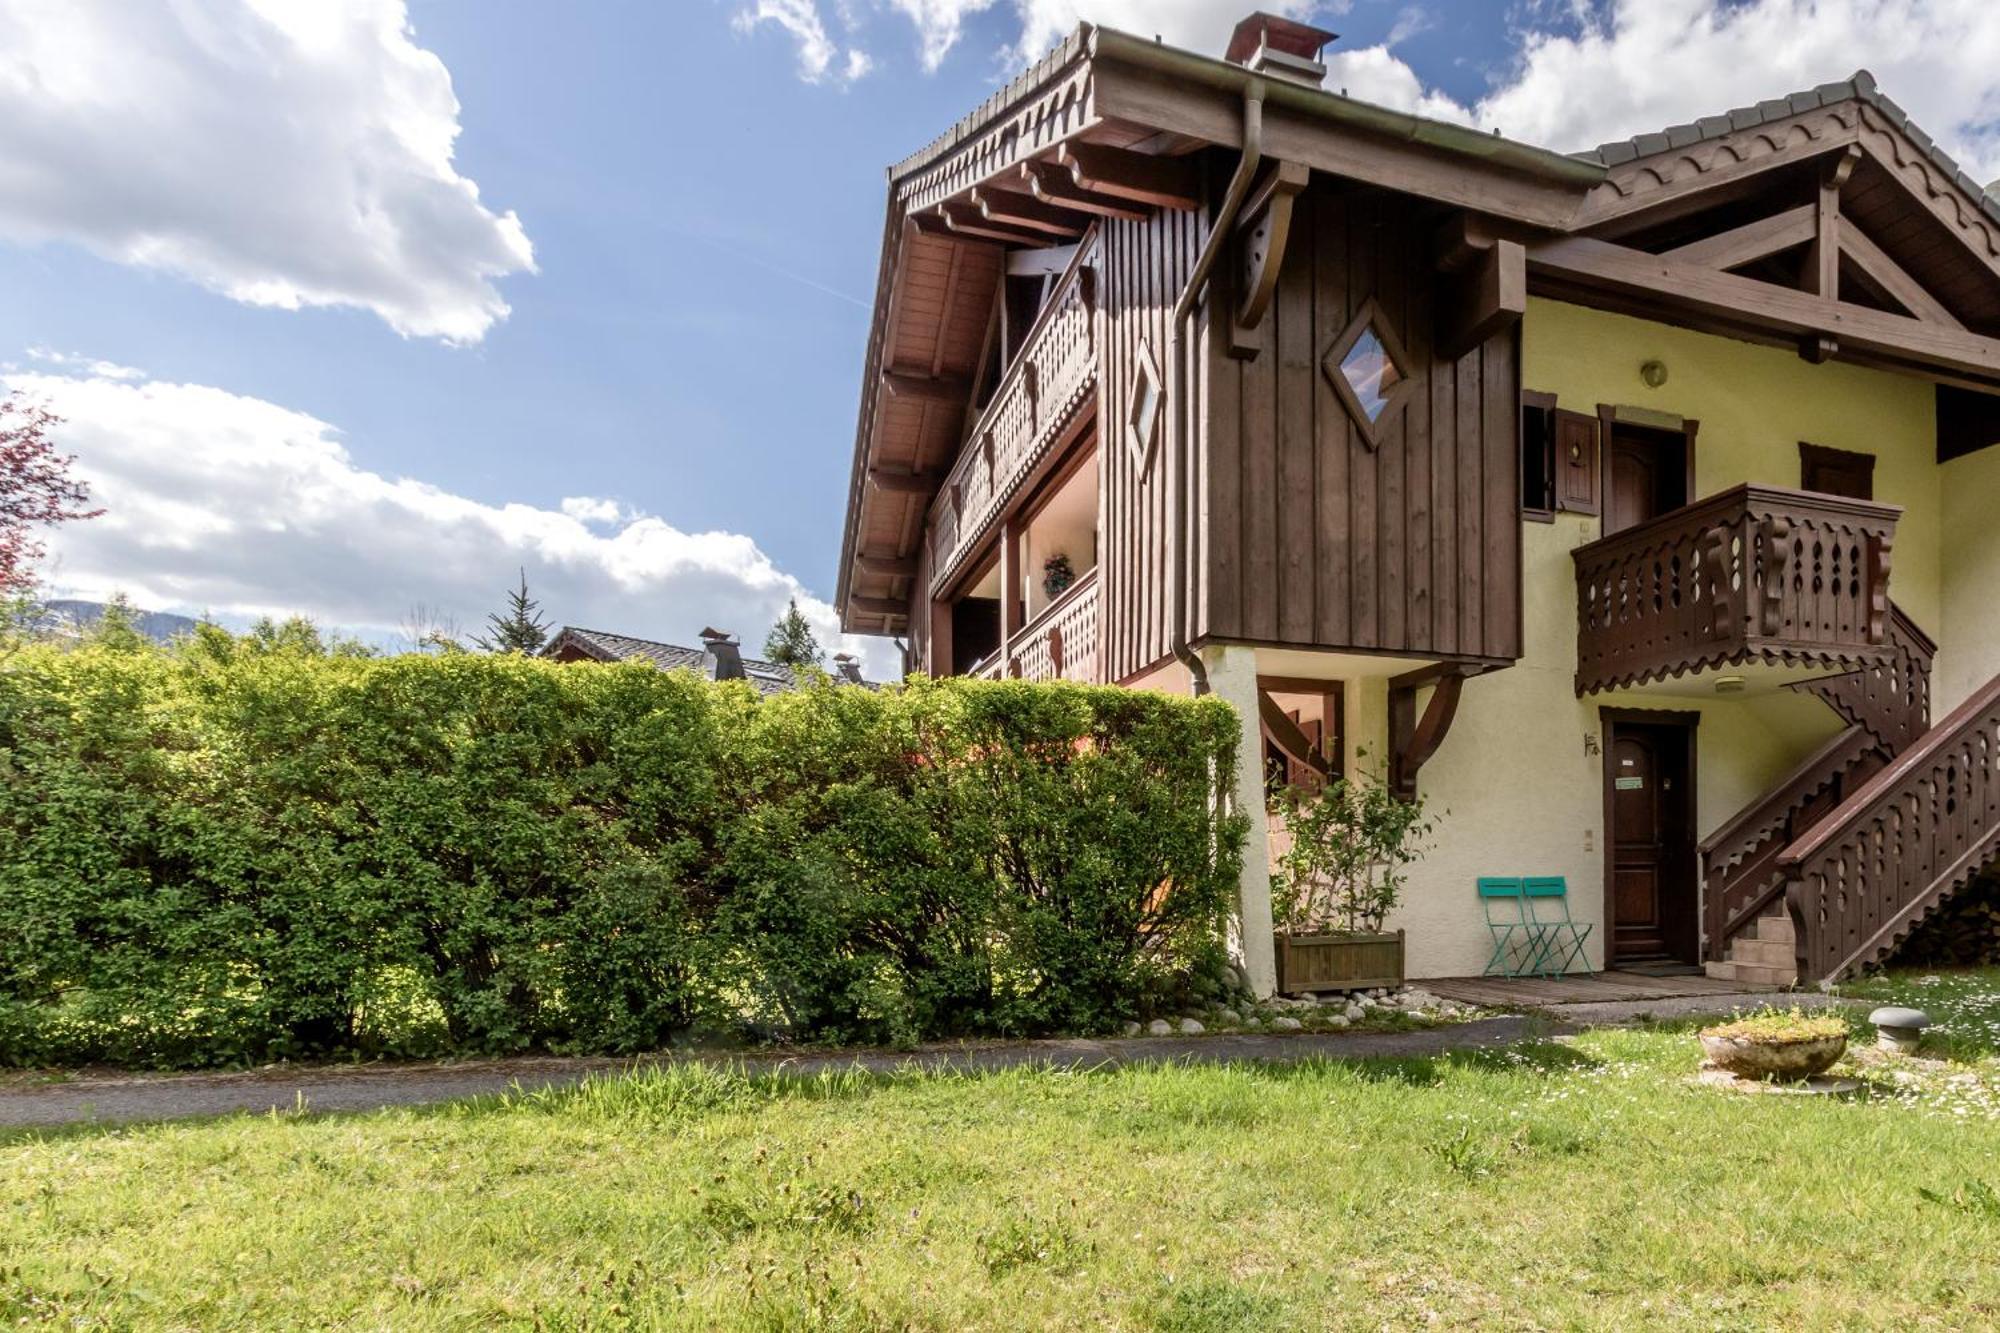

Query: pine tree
[763,598,823,668]
[475,569,551,654]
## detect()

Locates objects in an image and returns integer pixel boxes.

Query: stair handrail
[1698,725,1877,867]
[1778,671,2000,981]
[1779,673,2000,871]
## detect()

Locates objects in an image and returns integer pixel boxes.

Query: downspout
[1168,84,1265,697]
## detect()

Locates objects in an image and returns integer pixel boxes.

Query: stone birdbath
[1698,1011,1850,1085]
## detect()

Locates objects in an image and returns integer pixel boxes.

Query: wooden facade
[1201,186,1521,664]
[1098,207,1207,683]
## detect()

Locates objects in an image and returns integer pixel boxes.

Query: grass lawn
[7,973,2000,1329]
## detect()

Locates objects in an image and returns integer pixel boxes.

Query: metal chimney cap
[1225,11,1337,65]
[698,626,737,644]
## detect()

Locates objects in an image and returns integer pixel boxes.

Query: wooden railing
[1006,568,1100,683]
[1799,602,1935,754]
[1778,672,2000,982]
[1698,725,1887,958]
[927,245,1097,595]
[1573,484,1901,695]
[1699,601,1934,960]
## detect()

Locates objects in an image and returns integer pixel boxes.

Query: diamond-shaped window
[1322,299,1413,450]
[1128,338,1164,473]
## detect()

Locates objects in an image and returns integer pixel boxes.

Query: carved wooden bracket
[1258,689,1332,781]
[1388,664,1478,801]
[1436,238,1526,361]
[1228,160,1310,360]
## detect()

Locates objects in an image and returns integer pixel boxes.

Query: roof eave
[1090,26,1605,191]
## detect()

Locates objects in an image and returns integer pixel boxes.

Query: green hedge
[0,633,1244,1066]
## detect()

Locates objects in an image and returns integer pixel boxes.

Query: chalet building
[543,626,870,695]
[833,12,2000,996]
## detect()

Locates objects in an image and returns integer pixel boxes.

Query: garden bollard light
[1868,1006,1930,1054]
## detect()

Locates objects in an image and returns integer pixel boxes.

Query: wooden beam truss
[1388,663,1480,802]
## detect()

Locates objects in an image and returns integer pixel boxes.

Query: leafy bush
[1269,765,1435,935]
[0,634,1243,1066]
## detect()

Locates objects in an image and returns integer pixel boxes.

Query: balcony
[969,568,1101,683]
[1573,484,1901,696]
[927,246,1097,594]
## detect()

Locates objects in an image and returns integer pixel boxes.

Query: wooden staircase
[1777,671,2000,982]
[1701,605,1954,985]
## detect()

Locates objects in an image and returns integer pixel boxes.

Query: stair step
[1747,912,1796,944]
[1720,960,1797,986]
[1728,937,1796,969]
[1704,960,1739,983]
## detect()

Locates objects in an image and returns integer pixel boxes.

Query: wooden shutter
[1799,441,1875,500]
[1555,410,1600,515]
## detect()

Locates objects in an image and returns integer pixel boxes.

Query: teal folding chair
[1523,876,1593,977]
[1479,877,1547,978]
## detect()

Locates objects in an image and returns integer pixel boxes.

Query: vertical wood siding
[1099,206,1209,683]
[1202,187,1523,662]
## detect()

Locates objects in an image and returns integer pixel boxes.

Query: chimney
[699,627,745,682]
[1224,11,1336,88]
[833,652,865,685]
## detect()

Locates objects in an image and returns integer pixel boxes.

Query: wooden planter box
[1274,929,1405,994]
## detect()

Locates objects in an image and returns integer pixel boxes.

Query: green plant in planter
[1041,553,1075,599]
[1270,766,1436,935]
[1700,1009,1848,1044]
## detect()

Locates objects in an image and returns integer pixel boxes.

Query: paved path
[0,1017,1560,1131]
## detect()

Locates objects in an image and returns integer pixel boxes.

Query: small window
[1521,392,1557,518]
[1338,328,1403,421]
[1321,298,1414,449]
[1800,442,1875,500]
[1127,339,1163,472]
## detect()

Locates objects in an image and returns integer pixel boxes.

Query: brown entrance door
[1605,423,1691,535]
[1606,718,1698,964]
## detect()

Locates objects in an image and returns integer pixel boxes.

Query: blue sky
[1,0,1995,669]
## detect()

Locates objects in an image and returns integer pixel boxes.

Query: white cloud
[24,347,146,382]
[7,363,899,677]
[758,0,2000,188]
[560,496,625,526]
[1471,0,2000,180]
[0,0,534,342]
[735,0,874,83]
[880,0,1331,71]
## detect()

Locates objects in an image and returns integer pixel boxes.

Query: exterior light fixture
[1641,359,1669,388]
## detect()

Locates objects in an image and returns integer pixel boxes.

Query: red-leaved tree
[0,394,103,594]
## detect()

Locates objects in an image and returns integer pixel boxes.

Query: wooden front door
[1605,423,1690,535]
[1606,718,1698,964]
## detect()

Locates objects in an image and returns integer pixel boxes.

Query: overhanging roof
[835,30,2000,637]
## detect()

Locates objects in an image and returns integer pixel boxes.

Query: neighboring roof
[1575,69,2000,226]
[542,627,867,695]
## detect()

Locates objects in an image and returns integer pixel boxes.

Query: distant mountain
[39,600,202,644]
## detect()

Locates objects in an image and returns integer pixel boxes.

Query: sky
[3,0,1999,673]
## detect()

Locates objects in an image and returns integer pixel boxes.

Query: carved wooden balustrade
[1779,672,2000,982]
[1799,602,1935,754]
[1698,726,1887,960]
[961,569,1102,684]
[1572,484,1901,695]
[1006,568,1100,683]
[927,247,1097,595]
